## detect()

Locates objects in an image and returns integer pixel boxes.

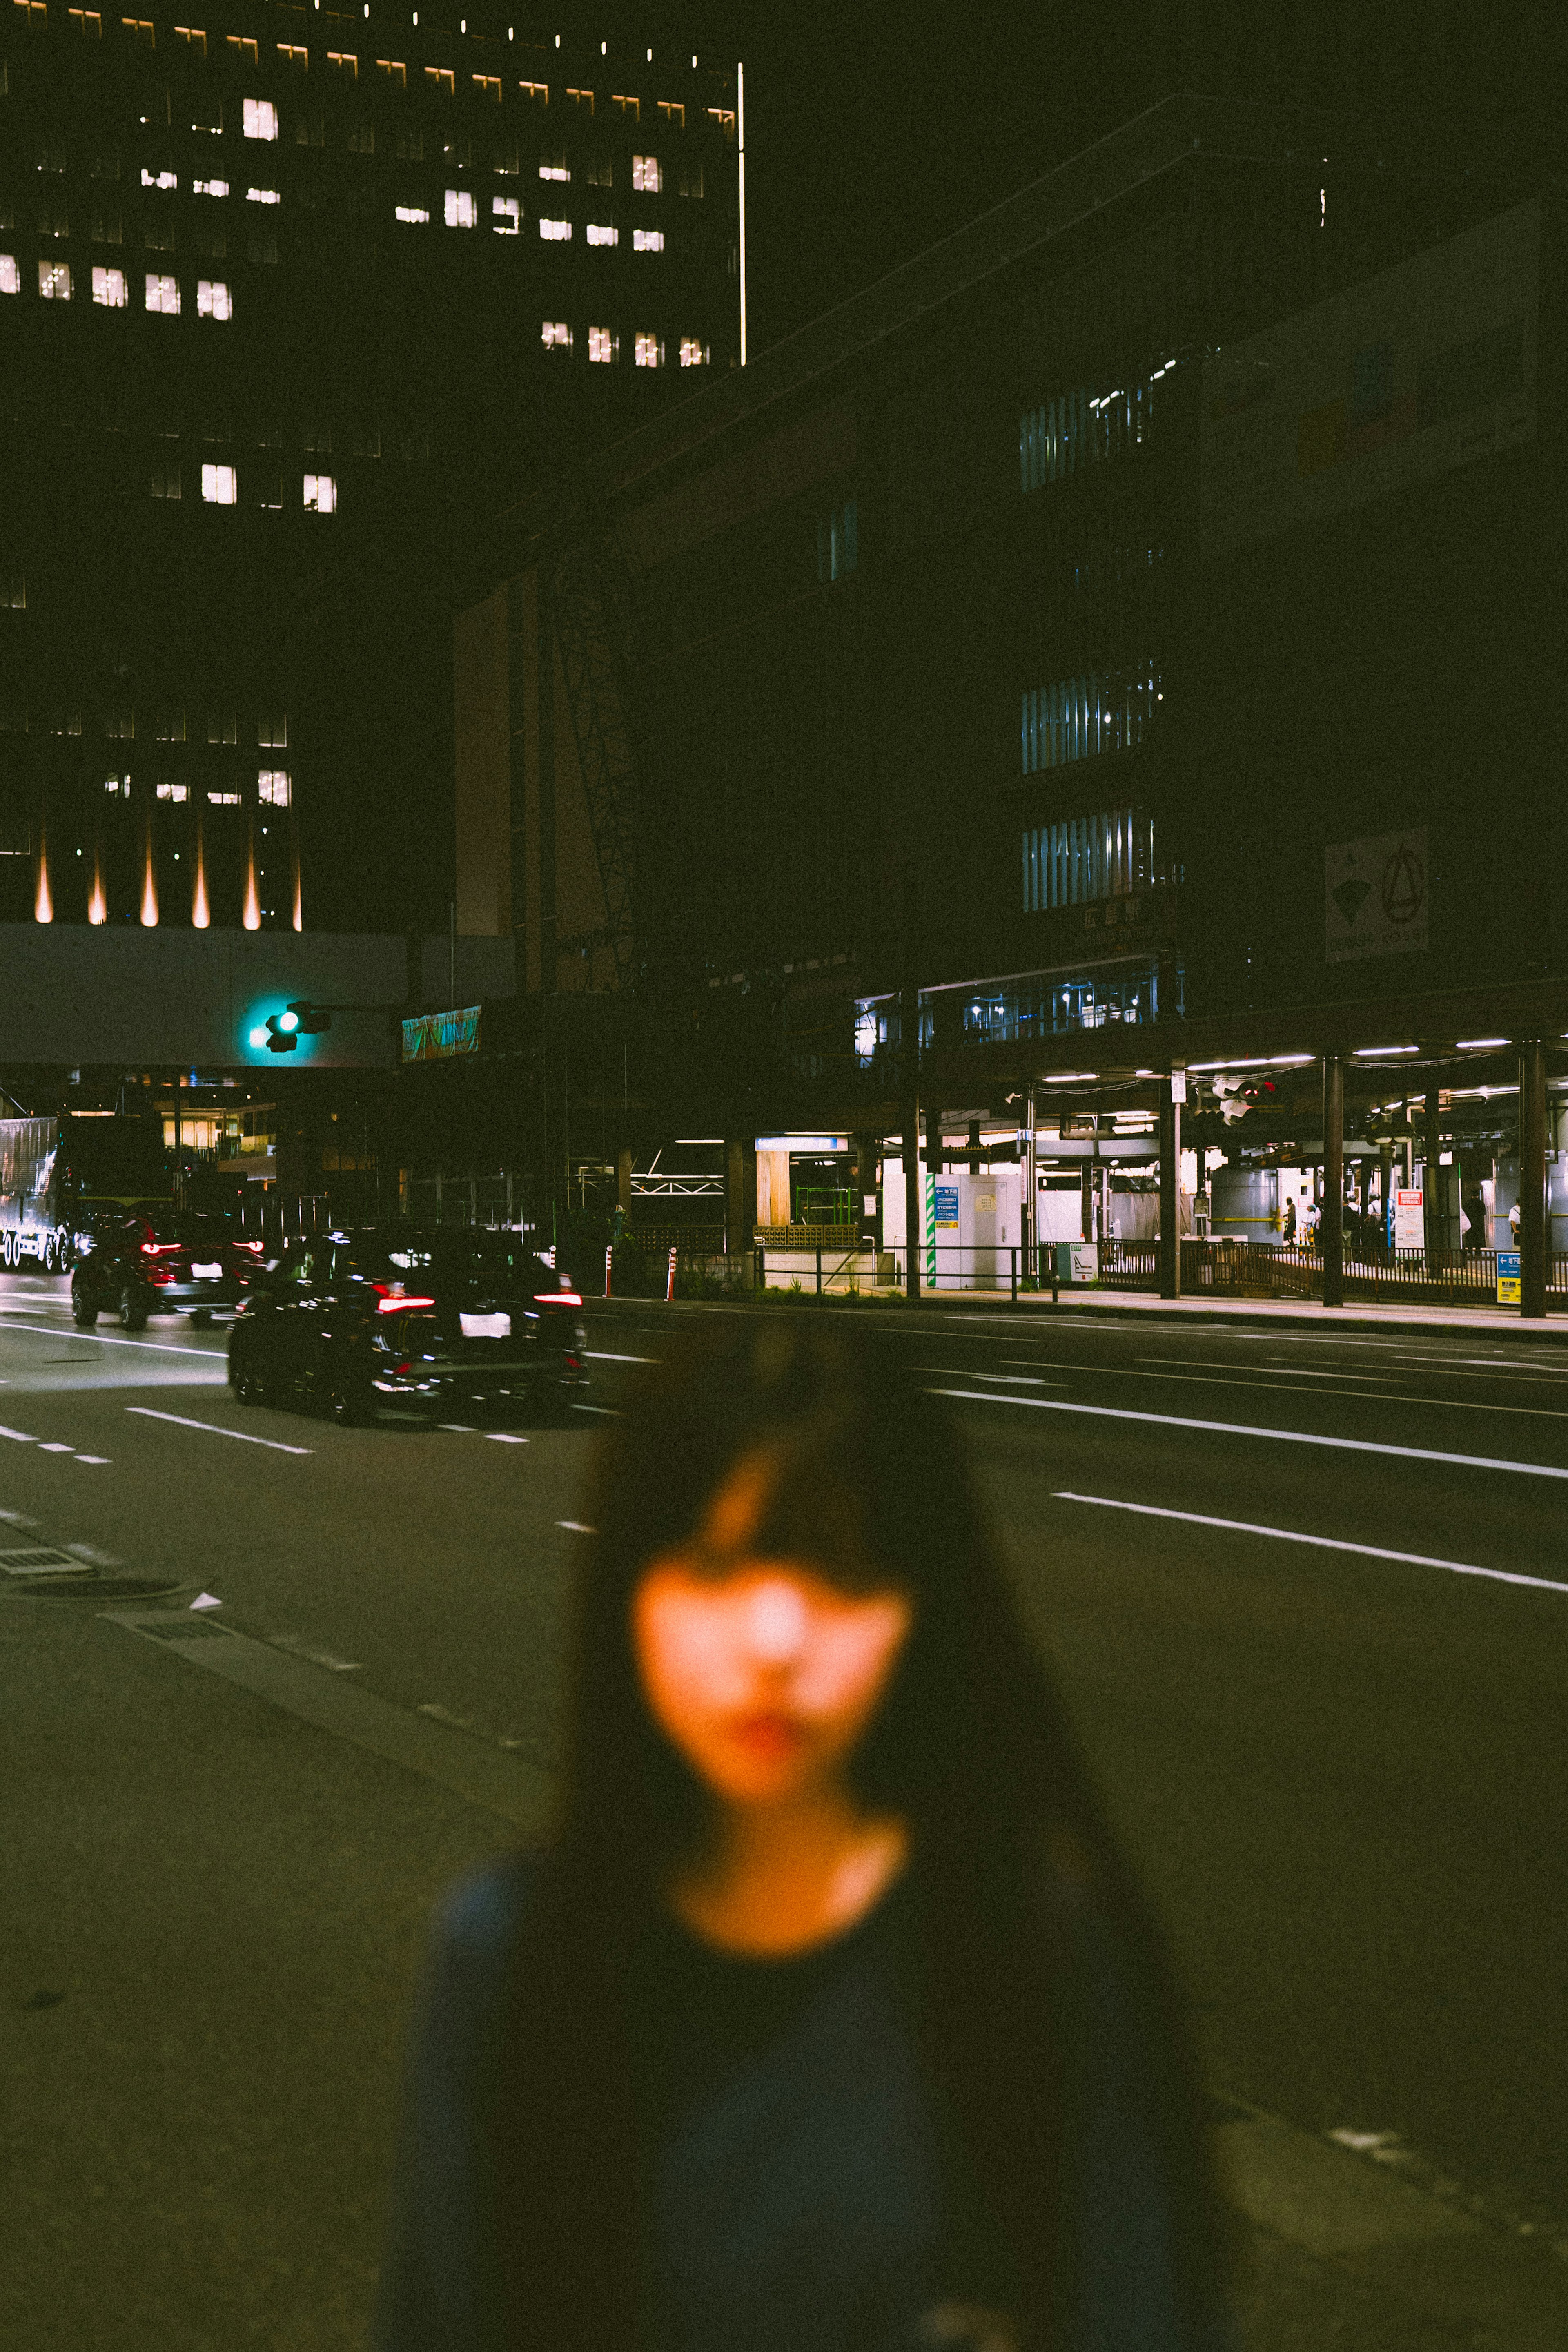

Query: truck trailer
[0,1113,172,1272]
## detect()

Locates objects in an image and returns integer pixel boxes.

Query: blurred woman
[374,1318,1236,2352]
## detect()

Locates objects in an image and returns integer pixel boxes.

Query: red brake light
[141,1241,181,1255]
[238,1240,264,1253]
[376,1293,436,1315]
[535,1291,582,1306]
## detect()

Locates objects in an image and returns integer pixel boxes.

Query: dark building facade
[0,0,740,942]
[449,82,1567,1297]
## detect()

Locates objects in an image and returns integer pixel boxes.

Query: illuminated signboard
[401,1004,482,1063]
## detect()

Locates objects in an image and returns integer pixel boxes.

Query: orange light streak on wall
[192,823,210,928]
[88,845,107,924]
[34,830,53,923]
[242,831,261,930]
[291,837,302,931]
[140,830,159,925]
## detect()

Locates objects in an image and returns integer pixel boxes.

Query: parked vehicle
[71,1207,263,1329]
[227,1227,589,1425]
[0,1112,170,1273]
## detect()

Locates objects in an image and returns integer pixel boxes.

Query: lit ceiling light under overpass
[1354,1044,1419,1057]
[1043,1072,1097,1083]
[1456,1036,1510,1049]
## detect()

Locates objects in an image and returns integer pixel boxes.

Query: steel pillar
[1520,1039,1547,1320]
[1322,1054,1344,1307]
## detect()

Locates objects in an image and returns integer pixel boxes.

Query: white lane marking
[37,1442,74,1454]
[438,1423,476,1432]
[912,1367,1058,1384]
[1052,1491,1568,1598]
[557,1520,595,1533]
[125,1406,312,1456]
[0,1425,36,1442]
[927,1387,1568,1481]
[571,1402,619,1416]
[0,1315,228,1360]
[584,1349,659,1363]
[485,1432,529,1444]
[1078,1362,1568,1421]
[1147,1357,1397,1382]
[76,1454,111,1465]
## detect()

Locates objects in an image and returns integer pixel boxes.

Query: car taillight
[375,1294,436,1315]
[535,1291,583,1306]
[140,1242,181,1256]
[238,1240,265,1254]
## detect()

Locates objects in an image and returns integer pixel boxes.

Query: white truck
[0,1112,171,1273]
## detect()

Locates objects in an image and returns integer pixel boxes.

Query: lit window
[39,261,73,301]
[565,87,593,113]
[377,56,405,82]
[633,228,663,252]
[154,713,186,747]
[106,777,132,796]
[141,168,179,190]
[196,278,232,319]
[473,73,500,100]
[610,93,639,120]
[1020,663,1161,775]
[226,33,256,61]
[242,98,278,140]
[0,257,20,297]
[539,152,568,181]
[69,7,104,31]
[678,336,707,368]
[444,188,477,229]
[258,715,287,748]
[303,473,336,514]
[424,66,454,94]
[541,319,571,350]
[707,107,735,139]
[326,49,356,76]
[122,16,154,44]
[539,217,570,241]
[277,40,307,70]
[192,177,229,196]
[246,187,281,204]
[173,23,204,49]
[586,222,617,247]
[156,780,189,801]
[588,325,615,363]
[208,790,240,805]
[395,204,429,225]
[657,100,684,127]
[201,462,237,503]
[91,264,127,305]
[519,78,547,105]
[145,272,180,313]
[258,769,291,806]
[633,332,661,368]
[631,154,661,193]
[492,196,520,233]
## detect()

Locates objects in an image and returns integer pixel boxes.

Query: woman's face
[632,1451,913,1811]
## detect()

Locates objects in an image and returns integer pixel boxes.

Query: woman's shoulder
[424,1845,550,1980]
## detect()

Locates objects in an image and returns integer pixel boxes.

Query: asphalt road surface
[2,1270,1566,2350]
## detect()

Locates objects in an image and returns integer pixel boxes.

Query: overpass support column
[722,1137,755,1262]
[1520,1040,1547,1320]
[1424,1071,1443,1275]
[1159,1072,1182,1300]
[1322,1054,1345,1307]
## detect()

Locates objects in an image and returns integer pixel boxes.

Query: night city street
[3,1273,1567,2347]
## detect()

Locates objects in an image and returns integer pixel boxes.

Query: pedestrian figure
[1509,1198,1521,1248]
[374,1320,1236,2352]
[1281,1196,1296,1246]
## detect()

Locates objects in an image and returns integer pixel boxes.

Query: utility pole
[1520,1039,1546,1320]
[1159,1066,1183,1299]
[1322,1054,1344,1307]
[900,981,921,1302]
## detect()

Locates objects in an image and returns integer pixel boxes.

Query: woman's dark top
[371,1852,1235,2352]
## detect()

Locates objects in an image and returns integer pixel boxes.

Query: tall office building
[0,1,739,941]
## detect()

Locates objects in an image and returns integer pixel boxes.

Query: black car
[71,1207,263,1329]
[227,1227,589,1425]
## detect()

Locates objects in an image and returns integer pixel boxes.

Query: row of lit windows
[1020,663,1161,774]
[2,256,240,309]
[15,139,707,190]
[150,463,337,508]
[98,769,291,805]
[1021,808,1156,912]
[1019,359,1176,493]
[539,321,707,368]
[0,704,287,745]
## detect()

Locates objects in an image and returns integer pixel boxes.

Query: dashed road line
[583,1349,659,1363]
[0,1315,228,1359]
[125,1406,312,1456]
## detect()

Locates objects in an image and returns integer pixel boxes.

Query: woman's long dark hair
[491,1316,1230,2349]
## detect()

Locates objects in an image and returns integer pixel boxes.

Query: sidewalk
[744,1284,1568,1342]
